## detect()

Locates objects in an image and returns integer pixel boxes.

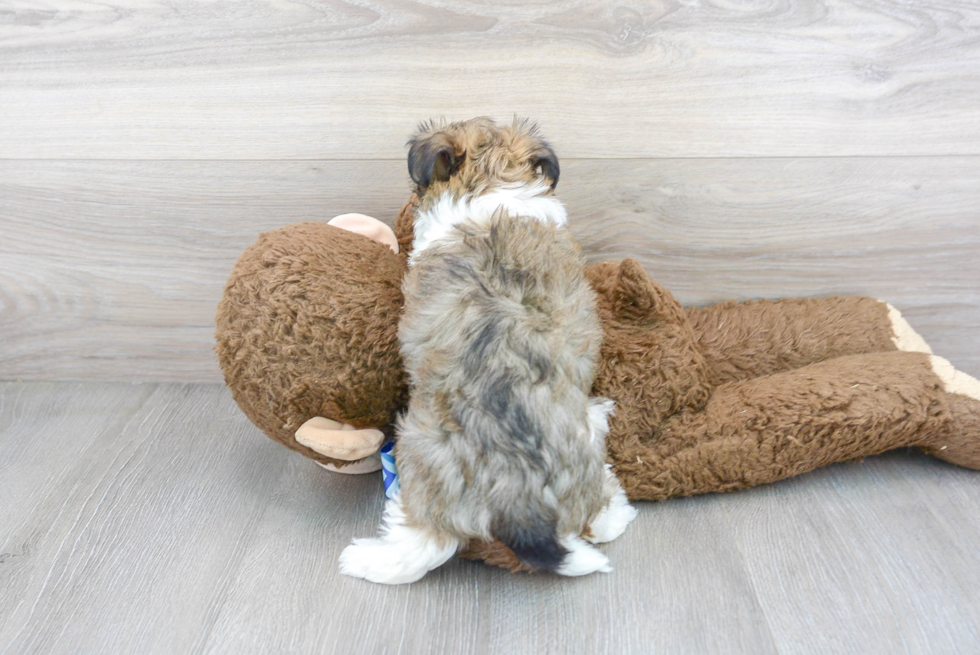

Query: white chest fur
[410,182,568,265]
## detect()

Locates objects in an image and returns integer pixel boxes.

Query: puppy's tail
[494,519,611,576]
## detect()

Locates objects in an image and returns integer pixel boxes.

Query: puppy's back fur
[396,213,608,570]
[340,118,635,583]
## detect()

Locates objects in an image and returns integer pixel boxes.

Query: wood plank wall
[1,1,978,381]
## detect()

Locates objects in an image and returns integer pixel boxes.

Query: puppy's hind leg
[586,465,638,545]
[583,397,638,544]
[340,495,460,584]
[585,397,616,444]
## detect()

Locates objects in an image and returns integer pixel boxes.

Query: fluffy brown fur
[385,117,624,575]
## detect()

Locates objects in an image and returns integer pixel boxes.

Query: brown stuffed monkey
[215,197,980,569]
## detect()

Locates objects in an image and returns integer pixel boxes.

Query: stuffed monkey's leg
[610,351,980,502]
[686,297,931,384]
[460,353,980,569]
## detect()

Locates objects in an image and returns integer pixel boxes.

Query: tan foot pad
[885,303,933,354]
[930,356,980,401]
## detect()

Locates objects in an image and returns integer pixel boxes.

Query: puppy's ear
[532,145,560,190]
[407,133,459,190]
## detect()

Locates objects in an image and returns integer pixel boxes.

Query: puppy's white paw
[556,535,612,576]
[587,486,638,544]
[340,538,432,585]
[339,496,459,585]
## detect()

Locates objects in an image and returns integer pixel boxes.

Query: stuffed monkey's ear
[613,258,682,324]
[407,133,459,190]
[532,145,560,190]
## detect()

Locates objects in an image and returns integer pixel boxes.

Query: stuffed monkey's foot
[931,356,980,401]
[885,303,933,354]
[925,356,980,470]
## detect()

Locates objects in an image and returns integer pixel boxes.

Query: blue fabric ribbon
[380,441,400,499]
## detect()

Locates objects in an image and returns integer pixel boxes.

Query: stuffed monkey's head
[215,203,418,472]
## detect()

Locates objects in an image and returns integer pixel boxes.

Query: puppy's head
[407,117,559,204]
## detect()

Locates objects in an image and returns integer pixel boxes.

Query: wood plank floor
[1,381,978,654]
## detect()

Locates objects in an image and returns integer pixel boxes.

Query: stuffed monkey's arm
[584,261,929,384]
[608,351,980,502]
[685,297,932,384]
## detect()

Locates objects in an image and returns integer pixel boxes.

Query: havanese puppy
[340,117,637,584]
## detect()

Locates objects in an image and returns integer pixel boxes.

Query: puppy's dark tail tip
[494,522,568,572]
